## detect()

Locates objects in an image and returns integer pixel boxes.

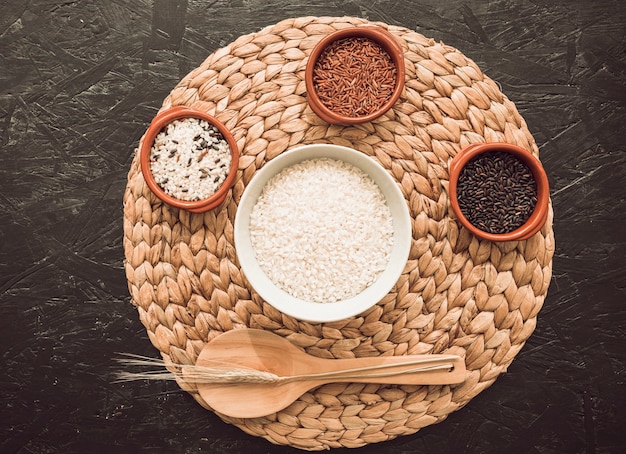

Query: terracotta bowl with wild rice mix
[139,106,239,213]
[305,26,405,125]
[449,142,550,241]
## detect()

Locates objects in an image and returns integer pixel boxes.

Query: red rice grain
[312,37,397,118]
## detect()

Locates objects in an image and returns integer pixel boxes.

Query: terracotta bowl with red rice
[305,26,405,125]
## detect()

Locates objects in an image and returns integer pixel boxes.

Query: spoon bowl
[188,329,466,418]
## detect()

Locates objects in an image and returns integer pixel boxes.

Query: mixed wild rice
[249,158,394,303]
[149,118,231,201]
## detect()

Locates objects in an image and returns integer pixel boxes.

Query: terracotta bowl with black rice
[449,142,550,241]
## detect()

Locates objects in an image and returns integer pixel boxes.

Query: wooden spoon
[187,329,466,418]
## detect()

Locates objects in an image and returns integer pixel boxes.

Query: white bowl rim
[234,143,412,323]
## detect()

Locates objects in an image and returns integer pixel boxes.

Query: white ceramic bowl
[234,144,412,323]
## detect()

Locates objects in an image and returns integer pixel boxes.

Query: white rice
[249,158,394,303]
[149,118,231,201]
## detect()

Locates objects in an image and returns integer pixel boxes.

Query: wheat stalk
[114,354,280,384]
[114,353,456,385]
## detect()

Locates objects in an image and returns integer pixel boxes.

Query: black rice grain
[457,151,537,234]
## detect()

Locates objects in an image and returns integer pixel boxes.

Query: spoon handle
[283,359,456,382]
[291,354,466,386]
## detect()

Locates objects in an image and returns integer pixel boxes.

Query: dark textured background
[1,1,624,453]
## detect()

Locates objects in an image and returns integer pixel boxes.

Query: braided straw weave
[123,16,554,450]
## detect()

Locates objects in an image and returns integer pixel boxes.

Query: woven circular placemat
[123,16,554,451]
